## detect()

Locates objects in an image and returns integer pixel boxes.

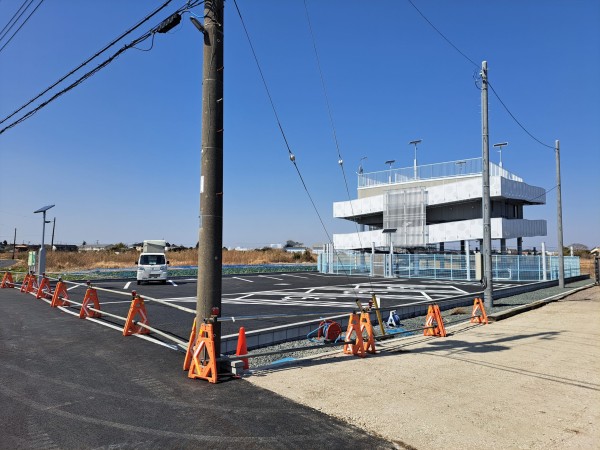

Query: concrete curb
[487,283,596,322]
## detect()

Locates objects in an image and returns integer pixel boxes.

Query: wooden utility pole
[196,0,224,355]
[481,61,493,308]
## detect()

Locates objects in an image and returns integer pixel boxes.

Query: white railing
[358,157,522,188]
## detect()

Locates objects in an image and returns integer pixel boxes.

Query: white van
[136,240,169,285]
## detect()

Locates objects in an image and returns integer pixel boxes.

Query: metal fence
[318,252,580,281]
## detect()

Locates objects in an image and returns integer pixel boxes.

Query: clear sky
[1,0,598,250]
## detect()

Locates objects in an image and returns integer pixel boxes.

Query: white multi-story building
[333,157,547,253]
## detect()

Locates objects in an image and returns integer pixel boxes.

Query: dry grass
[1,248,315,272]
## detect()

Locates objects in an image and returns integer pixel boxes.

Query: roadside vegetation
[0,247,316,272]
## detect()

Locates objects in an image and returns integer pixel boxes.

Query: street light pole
[385,160,395,184]
[34,204,54,280]
[409,139,422,179]
[493,142,508,168]
[193,0,224,356]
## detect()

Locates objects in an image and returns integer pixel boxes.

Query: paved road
[0,287,392,449]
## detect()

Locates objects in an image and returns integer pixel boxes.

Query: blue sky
[0,0,598,250]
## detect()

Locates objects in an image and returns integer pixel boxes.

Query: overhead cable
[406,0,555,150]
[0,0,45,55]
[0,0,180,126]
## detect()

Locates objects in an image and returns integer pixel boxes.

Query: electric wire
[233,0,363,297]
[303,0,376,292]
[0,0,189,127]
[0,0,44,54]
[406,0,555,150]
[0,0,32,41]
[0,0,204,135]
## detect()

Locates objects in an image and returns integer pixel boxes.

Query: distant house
[591,247,600,257]
[284,247,309,254]
[79,244,110,252]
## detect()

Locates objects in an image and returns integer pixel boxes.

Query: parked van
[137,240,169,285]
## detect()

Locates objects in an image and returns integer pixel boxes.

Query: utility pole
[481,61,493,308]
[555,139,565,288]
[51,217,56,251]
[196,0,224,356]
[12,228,16,259]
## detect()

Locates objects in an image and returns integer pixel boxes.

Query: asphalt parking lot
[40,272,522,348]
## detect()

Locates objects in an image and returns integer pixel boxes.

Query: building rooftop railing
[358,157,523,188]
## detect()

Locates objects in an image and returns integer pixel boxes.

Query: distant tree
[2,240,7,246]
[284,240,303,248]
[82,240,87,246]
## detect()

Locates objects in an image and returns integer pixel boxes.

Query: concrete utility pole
[555,139,565,288]
[481,61,493,308]
[196,0,224,355]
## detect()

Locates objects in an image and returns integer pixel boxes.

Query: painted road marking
[273,283,291,286]
[258,275,284,281]
[124,281,131,290]
[168,280,178,287]
[67,285,79,291]
[281,274,309,279]
[232,277,253,283]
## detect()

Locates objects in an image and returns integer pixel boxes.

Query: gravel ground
[244,279,594,368]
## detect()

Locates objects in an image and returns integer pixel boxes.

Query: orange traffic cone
[236,327,249,370]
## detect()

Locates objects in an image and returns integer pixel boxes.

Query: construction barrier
[79,285,102,319]
[1,272,14,288]
[186,322,218,383]
[343,311,376,357]
[21,273,38,294]
[36,275,53,299]
[424,304,446,337]
[51,280,70,307]
[470,297,488,324]
[123,291,150,336]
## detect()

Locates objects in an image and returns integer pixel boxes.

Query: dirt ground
[247,286,600,449]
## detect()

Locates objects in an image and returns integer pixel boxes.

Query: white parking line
[281,274,309,279]
[258,275,284,281]
[421,291,432,300]
[232,277,253,283]
[168,280,178,287]
[124,281,131,290]
[67,285,79,291]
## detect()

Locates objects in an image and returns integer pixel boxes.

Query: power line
[0,0,34,43]
[0,1,204,135]
[0,0,180,127]
[233,0,360,289]
[0,0,33,40]
[0,0,44,55]
[487,81,555,150]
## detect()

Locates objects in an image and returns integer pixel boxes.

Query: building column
[465,240,471,281]
[517,237,523,255]
[460,240,465,254]
[478,239,483,253]
[439,242,444,253]
[500,238,507,254]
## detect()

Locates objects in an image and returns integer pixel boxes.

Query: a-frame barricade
[359,312,377,354]
[343,313,366,357]
[123,291,150,336]
[424,304,446,337]
[470,297,488,324]
[1,272,14,288]
[51,280,70,307]
[183,319,197,371]
[19,273,31,292]
[186,322,218,384]
[36,275,53,299]
[79,286,102,319]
